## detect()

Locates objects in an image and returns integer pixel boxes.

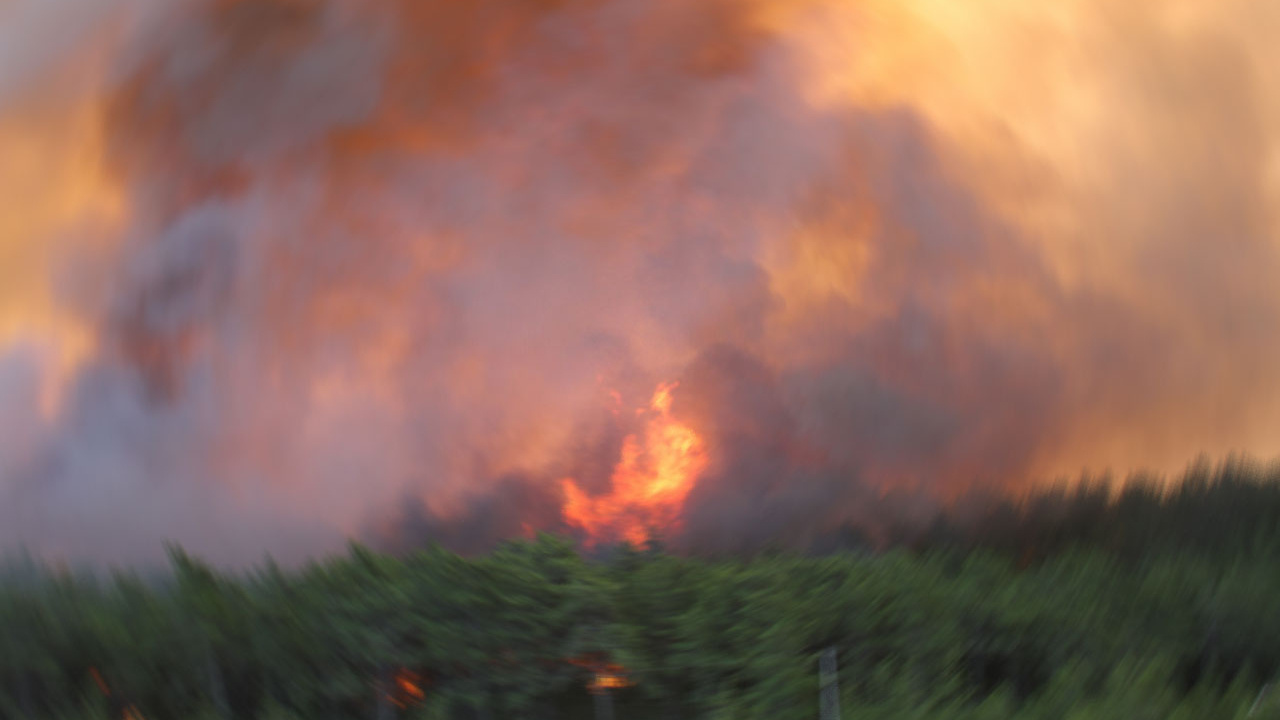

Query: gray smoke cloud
[0,0,1276,564]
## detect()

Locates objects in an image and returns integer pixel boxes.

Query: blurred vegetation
[2,457,1280,719]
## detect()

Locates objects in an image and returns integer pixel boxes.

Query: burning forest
[1,0,1279,565]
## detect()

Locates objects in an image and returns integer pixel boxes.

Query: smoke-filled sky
[1,0,1277,565]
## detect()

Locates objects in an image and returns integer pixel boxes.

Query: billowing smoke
[1,0,1278,564]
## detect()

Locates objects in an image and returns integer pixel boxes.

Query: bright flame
[387,668,426,710]
[591,672,632,691]
[569,654,634,692]
[562,382,707,546]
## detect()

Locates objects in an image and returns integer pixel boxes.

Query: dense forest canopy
[3,457,1280,719]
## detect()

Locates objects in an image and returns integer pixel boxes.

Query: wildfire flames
[562,383,707,546]
[387,668,426,710]
[569,654,634,693]
[2,0,1280,563]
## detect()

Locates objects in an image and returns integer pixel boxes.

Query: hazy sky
[1,0,1277,564]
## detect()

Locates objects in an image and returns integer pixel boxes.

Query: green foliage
[1,463,1278,719]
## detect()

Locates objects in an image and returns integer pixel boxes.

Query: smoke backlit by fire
[1,0,1278,563]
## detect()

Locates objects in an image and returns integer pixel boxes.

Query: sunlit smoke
[1,0,1278,563]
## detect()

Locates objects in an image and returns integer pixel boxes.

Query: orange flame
[591,672,632,691]
[387,668,426,710]
[562,382,707,546]
[568,653,634,693]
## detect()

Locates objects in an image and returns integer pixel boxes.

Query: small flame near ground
[562,382,707,546]
[387,668,426,710]
[569,653,633,693]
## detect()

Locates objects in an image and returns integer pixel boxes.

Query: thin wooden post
[17,671,34,720]
[819,647,840,720]
[203,639,231,719]
[594,687,616,720]
[373,665,394,720]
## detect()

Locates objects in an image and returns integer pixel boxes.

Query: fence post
[594,687,616,720]
[819,647,840,720]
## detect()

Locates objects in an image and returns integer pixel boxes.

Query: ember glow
[1,0,1279,562]
[387,669,426,710]
[562,382,708,546]
[569,654,634,693]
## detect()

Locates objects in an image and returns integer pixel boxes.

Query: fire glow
[387,668,426,710]
[1,0,1278,564]
[561,383,707,546]
[569,653,634,693]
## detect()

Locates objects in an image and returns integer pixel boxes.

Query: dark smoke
[0,0,1277,563]
[377,475,570,556]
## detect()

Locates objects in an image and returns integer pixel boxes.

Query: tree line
[3,456,1280,719]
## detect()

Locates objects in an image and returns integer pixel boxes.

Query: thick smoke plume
[1,0,1278,564]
